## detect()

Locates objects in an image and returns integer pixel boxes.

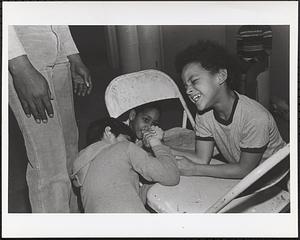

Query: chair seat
[147,175,290,213]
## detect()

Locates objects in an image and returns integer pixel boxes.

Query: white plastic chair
[105,69,195,128]
[147,144,290,213]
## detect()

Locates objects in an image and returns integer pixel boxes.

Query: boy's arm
[128,142,180,186]
[178,151,263,179]
[171,139,215,164]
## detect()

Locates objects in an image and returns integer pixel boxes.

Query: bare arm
[9,55,54,123]
[171,139,215,164]
[8,26,53,124]
[57,26,93,96]
[178,151,263,179]
[67,53,93,96]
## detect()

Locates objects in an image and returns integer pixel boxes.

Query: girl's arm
[178,151,263,179]
[129,127,180,186]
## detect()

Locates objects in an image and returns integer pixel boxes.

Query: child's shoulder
[237,93,271,121]
[112,140,132,149]
[100,140,133,158]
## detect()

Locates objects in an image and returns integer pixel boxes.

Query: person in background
[236,25,272,99]
[8,25,93,213]
[237,25,289,120]
[172,40,286,179]
[72,118,179,213]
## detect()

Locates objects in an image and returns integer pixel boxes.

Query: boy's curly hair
[175,40,240,89]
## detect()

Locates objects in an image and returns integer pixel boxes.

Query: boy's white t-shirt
[195,92,286,163]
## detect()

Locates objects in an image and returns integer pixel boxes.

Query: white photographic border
[2,1,298,237]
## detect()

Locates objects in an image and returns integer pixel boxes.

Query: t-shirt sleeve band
[195,136,214,141]
[240,144,268,153]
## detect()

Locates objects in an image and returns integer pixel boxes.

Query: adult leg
[9,70,71,213]
[52,62,80,212]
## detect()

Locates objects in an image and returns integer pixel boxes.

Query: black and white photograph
[2,1,298,238]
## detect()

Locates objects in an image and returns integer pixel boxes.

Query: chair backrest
[105,69,195,128]
[205,143,290,213]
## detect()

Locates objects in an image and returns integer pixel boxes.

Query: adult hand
[9,55,54,124]
[68,53,92,96]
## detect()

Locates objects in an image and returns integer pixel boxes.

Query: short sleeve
[195,113,214,141]
[55,25,79,56]
[8,25,26,60]
[240,115,269,153]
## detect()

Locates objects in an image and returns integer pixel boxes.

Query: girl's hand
[151,126,164,141]
[142,126,164,147]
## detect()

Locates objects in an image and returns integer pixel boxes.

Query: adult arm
[57,25,93,96]
[8,26,53,124]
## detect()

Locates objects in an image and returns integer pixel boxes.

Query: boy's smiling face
[182,62,221,111]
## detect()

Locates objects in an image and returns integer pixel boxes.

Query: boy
[71,117,179,213]
[173,40,286,179]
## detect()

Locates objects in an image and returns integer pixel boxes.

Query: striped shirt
[237,25,272,62]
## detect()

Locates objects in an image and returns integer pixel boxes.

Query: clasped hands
[141,126,164,148]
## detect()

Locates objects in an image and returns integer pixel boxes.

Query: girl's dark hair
[86,117,136,146]
[175,40,240,89]
[134,101,161,115]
